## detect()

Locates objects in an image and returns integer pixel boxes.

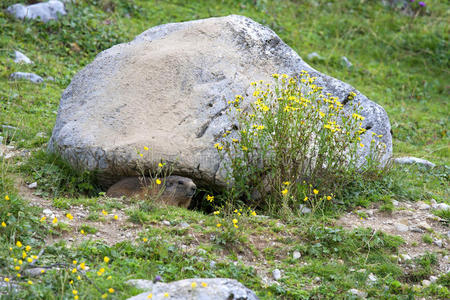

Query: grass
[0,0,449,299]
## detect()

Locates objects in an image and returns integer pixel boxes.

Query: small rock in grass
[209,260,216,268]
[6,0,67,23]
[429,276,438,283]
[179,221,189,229]
[430,199,437,205]
[399,254,411,262]
[392,200,399,206]
[28,182,37,189]
[161,220,171,226]
[13,50,33,64]
[394,156,435,169]
[313,276,321,283]
[409,227,424,233]
[299,204,311,214]
[24,268,47,277]
[395,223,409,232]
[10,72,43,83]
[433,203,450,211]
[433,239,443,248]
[272,269,281,280]
[341,56,352,68]
[422,279,431,287]
[367,273,377,283]
[307,52,324,61]
[293,251,301,259]
[349,288,367,298]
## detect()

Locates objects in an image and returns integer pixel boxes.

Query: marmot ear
[167,181,173,187]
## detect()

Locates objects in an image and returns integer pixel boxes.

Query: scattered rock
[13,50,33,64]
[367,273,377,284]
[209,261,216,268]
[418,221,431,231]
[348,288,367,298]
[10,72,43,83]
[341,56,352,68]
[399,254,411,262]
[429,276,438,283]
[272,269,281,280]
[307,52,324,61]
[42,209,54,218]
[179,222,189,229]
[432,203,450,211]
[422,279,431,287]
[6,0,67,23]
[299,204,311,214]
[46,76,55,81]
[161,220,171,226]
[409,227,424,233]
[394,223,409,232]
[394,156,435,169]
[28,182,38,189]
[293,251,301,259]
[48,15,393,188]
[313,276,321,283]
[126,278,259,300]
[392,200,399,206]
[417,202,431,210]
[430,199,437,205]
[24,268,47,277]
[433,239,443,248]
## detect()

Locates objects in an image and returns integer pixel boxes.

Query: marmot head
[164,175,197,199]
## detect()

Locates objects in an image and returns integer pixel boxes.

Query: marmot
[106,175,197,208]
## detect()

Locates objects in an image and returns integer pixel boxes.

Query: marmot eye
[178,181,184,185]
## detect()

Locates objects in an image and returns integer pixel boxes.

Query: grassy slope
[0,0,449,299]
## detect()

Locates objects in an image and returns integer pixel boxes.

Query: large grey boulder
[6,1,66,23]
[126,278,259,300]
[48,15,392,187]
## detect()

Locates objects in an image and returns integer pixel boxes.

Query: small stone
[293,251,301,259]
[6,1,67,23]
[307,52,324,61]
[197,249,207,255]
[10,72,44,83]
[394,156,435,169]
[13,50,33,64]
[43,209,54,217]
[349,289,367,298]
[209,260,216,268]
[418,203,431,210]
[429,276,438,283]
[46,76,55,81]
[272,269,281,280]
[161,220,171,226]
[367,273,377,283]
[395,223,409,232]
[299,204,311,214]
[313,276,321,283]
[36,132,46,138]
[341,56,352,68]
[430,199,437,205]
[434,203,450,211]
[400,254,411,262]
[422,279,431,287]
[179,221,189,229]
[392,200,399,206]
[28,182,38,189]
[409,227,424,233]
[418,221,431,231]
[24,268,47,277]
[433,239,443,248]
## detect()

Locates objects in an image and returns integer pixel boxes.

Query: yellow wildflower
[27,280,33,285]
[66,213,74,220]
[40,216,46,222]
[304,197,308,201]
[52,217,58,224]
[102,210,108,216]
[104,256,110,263]
[5,195,9,201]
[101,293,108,299]
[144,146,149,151]
[16,241,22,248]
[206,195,214,202]
[232,219,238,224]
[313,189,319,195]
[108,288,115,293]
[25,245,31,252]
[201,282,208,287]
[216,223,222,228]
[164,293,169,297]
[1,222,6,227]
[281,189,288,195]
[326,196,332,201]
[143,237,148,242]
[191,282,197,288]
[4,278,9,282]
[213,211,220,215]
[147,294,153,299]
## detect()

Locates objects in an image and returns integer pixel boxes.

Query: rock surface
[126,278,259,300]
[6,0,66,23]
[10,72,43,83]
[393,156,435,168]
[48,15,393,187]
[13,50,33,64]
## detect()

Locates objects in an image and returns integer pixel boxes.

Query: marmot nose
[189,185,197,196]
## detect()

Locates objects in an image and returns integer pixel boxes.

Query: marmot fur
[106,175,196,208]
